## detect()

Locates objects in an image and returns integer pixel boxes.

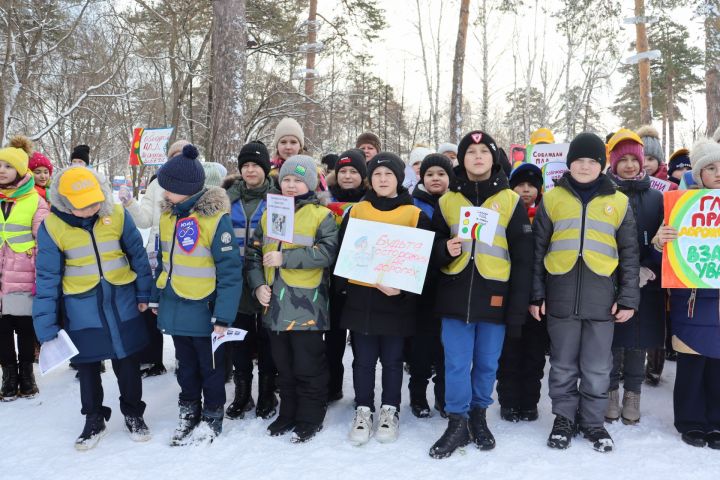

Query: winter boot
[410,395,431,419]
[291,422,323,443]
[125,416,152,442]
[621,390,641,425]
[375,405,399,443]
[579,424,614,452]
[547,415,576,450]
[141,362,167,378]
[681,430,707,448]
[645,349,664,386]
[469,407,495,450]
[255,373,279,419]
[18,362,38,398]
[706,431,720,450]
[519,407,539,422]
[267,416,296,437]
[500,406,520,422]
[75,406,112,451]
[170,400,201,446]
[429,414,472,459]
[225,373,254,420]
[348,406,374,446]
[605,389,621,422]
[192,406,224,444]
[434,399,447,418]
[0,363,18,401]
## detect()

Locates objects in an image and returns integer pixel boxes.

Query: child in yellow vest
[246,155,338,443]
[33,166,152,450]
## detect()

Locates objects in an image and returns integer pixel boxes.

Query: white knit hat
[408,146,434,166]
[272,117,304,151]
[437,143,458,155]
[690,138,720,186]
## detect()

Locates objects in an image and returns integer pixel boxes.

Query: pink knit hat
[28,151,53,175]
[610,140,644,174]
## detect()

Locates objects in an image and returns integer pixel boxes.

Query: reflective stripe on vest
[261,204,332,289]
[231,198,266,256]
[0,191,39,253]
[156,211,223,300]
[43,204,137,294]
[438,189,519,282]
[542,186,628,277]
[348,200,422,287]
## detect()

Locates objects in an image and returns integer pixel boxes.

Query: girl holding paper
[338,152,432,446]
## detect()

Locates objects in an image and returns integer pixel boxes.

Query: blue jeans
[441,318,505,415]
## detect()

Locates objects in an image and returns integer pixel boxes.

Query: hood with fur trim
[49,167,114,217]
[160,186,230,217]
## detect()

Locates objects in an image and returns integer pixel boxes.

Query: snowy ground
[3,341,718,480]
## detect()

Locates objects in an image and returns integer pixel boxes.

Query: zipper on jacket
[89,230,104,280]
[466,181,481,324]
[167,221,178,281]
[573,202,587,316]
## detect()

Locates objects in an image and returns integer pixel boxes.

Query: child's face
[337,166,362,190]
[643,156,659,176]
[280,174,309,196]
[0,160,18,185]
[423,166,450,195]
[444,151,457,161]
[358,143,378,161]
[33,167,51,187]
[70,159,87,167]
[513,181,538,207]
[671,166,690,180]
[371,166,398,197]
[615,154,641,180]
[411,162,422,180]
[163,190,190,204]
[700,161,720,188]
[276,136,301,161]
[71,203,101,218]
[463,143,493,181]
[569,158,602,184]
[240,161,265,188]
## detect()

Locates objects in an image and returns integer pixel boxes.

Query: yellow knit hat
[58,167,105,209]
[0,135,32,176]
[530,128,555,145]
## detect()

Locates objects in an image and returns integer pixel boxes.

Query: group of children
[0,119,718,457]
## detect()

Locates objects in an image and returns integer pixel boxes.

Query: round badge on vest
[176,217,200,254]
[103,217,112,225]
[605,204,614,216]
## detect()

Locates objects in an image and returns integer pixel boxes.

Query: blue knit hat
[157,144,205,195]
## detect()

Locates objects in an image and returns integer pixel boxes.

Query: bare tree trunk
[480,0,488,129]
[635,0,653,124]
[667,73,675,152]
[415,0,436,143]
[705,1,720,136]
[209,0,247,164]
[303,0,318,151]
[450,0,470,143]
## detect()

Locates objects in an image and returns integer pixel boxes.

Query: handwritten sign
[128,127,174,166]
[458,207,499,245]
[649,176,672,192]
[334,218,434,294]
[542,161,569,192]
[662,189,720,288]
[526,143,569,167]
[266,194,295,243]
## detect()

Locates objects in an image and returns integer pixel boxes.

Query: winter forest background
[0,0,714,186]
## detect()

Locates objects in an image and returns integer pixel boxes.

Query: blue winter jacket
[150,187,243,337]
[669,288,720,359]
[33,193,153,363]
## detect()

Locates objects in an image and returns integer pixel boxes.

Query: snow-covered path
[3,343,718,480]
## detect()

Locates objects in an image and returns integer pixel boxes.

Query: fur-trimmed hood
[49,167,114,216]
[160,186,230,217]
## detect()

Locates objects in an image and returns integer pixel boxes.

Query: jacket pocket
[64,291,103,331]
[114,284,139,322]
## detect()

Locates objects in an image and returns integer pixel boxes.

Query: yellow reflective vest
[157,211,224,300]
[542,186,629,277]
[438,189,519,282]
[261,203,332,289]
[44,204,136,295]
[0,191,38,253]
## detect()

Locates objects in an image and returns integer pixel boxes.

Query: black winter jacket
[431,165,534,334]
[531,173,641,321]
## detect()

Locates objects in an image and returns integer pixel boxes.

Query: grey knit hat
[637,125,665,163]
[278,155,318,191]
[690,138,720,186]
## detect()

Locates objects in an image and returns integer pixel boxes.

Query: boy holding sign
[151,145,243,445]
[429,131,534,458]
[245,155,338,443]
[531,133,640,453]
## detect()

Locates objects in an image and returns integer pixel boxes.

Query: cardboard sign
[662,189,720,289]
[649,176,672,192]
[266,194,295,243]
[334,218,434,294]
[128,127,174,166]
[457,207,499,246]
[526,143,570,167]
[542,161,569,192]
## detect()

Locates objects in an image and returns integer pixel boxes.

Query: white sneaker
[349,406,373,446]
[375,405,399,443]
